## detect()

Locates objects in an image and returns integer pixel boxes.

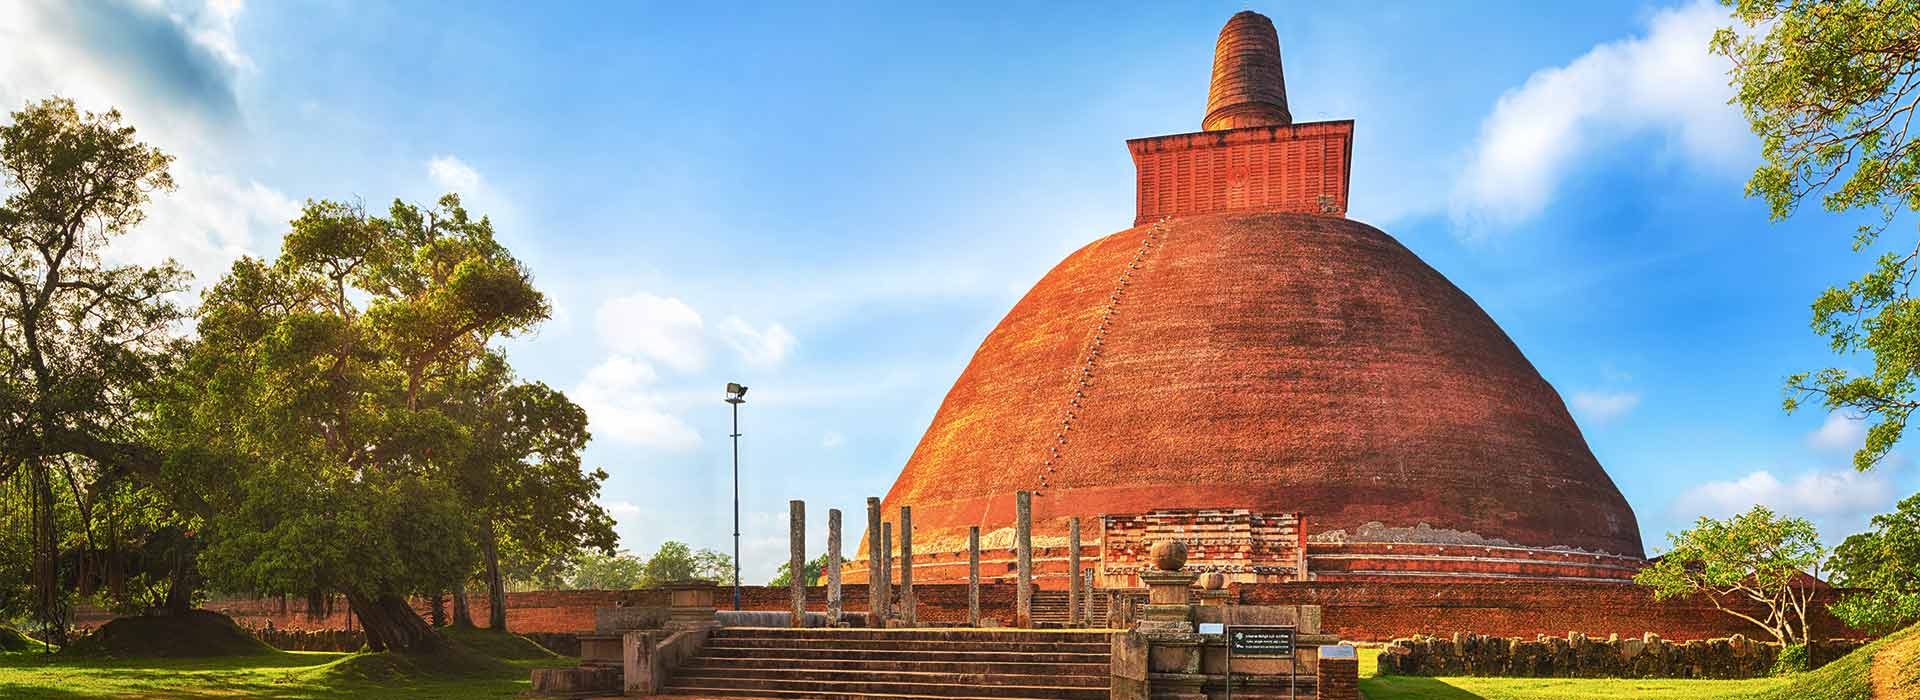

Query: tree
[564,549,647,590]
[445,353,616,630]
[1828,492,1920,633]
[1634,506,1826,646]
[161,195,553,653]
[1715,1,1920,469]
[769,553,827,588]
[0,97,186,644]
[639,541,732,585]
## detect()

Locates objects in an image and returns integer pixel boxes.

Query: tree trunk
[162,545,195,615]
[482,519,507,631]
[451,585,474,628]
[347,591,442,654]
[429,590,446,627]
[29,458,65,646]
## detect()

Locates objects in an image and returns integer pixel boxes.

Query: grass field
[0,626,1905,699]
[0,626,568,700]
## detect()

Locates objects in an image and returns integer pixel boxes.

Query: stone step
[671,666,1106,687]
[709,627,1112,643]
[685,655,1109,676]
[662,686,1084,700]
[663,675,1107,700]
[701,646,1109,665]
[706,638,1111,654]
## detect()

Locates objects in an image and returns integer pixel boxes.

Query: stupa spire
[1202,10,1292,131]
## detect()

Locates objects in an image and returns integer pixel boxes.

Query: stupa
[853,10,1644,589]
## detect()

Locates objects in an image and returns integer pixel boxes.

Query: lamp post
[724,382,748,610]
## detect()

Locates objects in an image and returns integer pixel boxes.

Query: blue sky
[3,0,1911,582]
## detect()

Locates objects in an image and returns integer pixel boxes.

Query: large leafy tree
[161,194,557,652]
[1634,506,1826,646]
[0,97,185,643]
[1715,0,1920,468]
[443,353,616,630]
[1828,493,1920,633]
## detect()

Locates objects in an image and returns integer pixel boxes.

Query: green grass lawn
[0,629,574,700]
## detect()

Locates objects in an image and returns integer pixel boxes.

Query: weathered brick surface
[1317,656,1358,700]
[871,211,1646,578]
[132,580,1867,643]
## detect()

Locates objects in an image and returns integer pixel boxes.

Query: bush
[1771,642,1809,675]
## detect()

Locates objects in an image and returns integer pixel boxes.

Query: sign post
[1225,624,1297,700]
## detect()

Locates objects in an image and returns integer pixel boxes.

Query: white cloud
[717,317,796,367]
[596,293,709,372]
[571,354,701,451]
[104,165,299,280]
[1451,0,1747,230]
[0,1,294,288]
[602,499,641,516]
[427,155,482,193]
[1570,390,1641,424]
[1808,412,1868,452]
[1675,469,1892,521]
[592,292,798,372]
[821,432,844,449]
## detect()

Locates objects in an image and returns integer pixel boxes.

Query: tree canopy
[1828,492,1920,633]
[1634,506,1825,646]
[1717,0,1920,468]
[0,97,187,644]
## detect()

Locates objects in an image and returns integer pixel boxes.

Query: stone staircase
[1030,590,1110,626]
[664,627,1113,700]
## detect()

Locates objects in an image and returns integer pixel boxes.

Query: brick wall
[146,579,1867,642]
[1127,120,1354,225]
[1238,581,1867,642]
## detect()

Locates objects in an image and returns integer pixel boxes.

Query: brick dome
[876,211,1643,562]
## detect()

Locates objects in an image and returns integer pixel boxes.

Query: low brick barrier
[1379,632,1863,679]
[250,627,366,652]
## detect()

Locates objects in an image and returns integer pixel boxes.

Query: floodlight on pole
[725,382,747,610]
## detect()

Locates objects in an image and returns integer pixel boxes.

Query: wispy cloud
[570,354,702,451]
[1451,0,1747,231]
[1807,412,1868,452]
[1570,390,1641,425]
[1674,469,1892,521]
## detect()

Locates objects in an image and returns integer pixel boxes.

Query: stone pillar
[1081,568,1095,628]
[1068,517,1082,627]
[788,500,805,628]
[968,526,981,627]
[881,522,894,620]
[1015,490,1033,628]
[899,505,916,627]
[865,497,884,628]
[827,508,842,625]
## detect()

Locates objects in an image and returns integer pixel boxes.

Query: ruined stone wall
[1379,632,1864,678]
[1239,581,1867,642]
[128,580,1866,642]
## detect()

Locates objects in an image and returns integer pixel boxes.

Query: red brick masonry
[129,580,1866,643]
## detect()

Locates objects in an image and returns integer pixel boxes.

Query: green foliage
[0,97,188,643]
[1633,506,1825,645]
[1771,642,1810,675]
[155,193,589,650]
[768,553,827,587]
[640,541,732,586]
[562,549,646,590]
[1715,0,1920,469]
[1828,491,1920,633]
